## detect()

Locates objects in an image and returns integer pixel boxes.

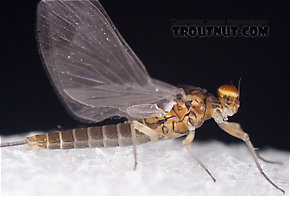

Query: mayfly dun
[0,0,284,193]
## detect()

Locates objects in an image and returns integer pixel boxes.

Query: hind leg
[130,120,162,170]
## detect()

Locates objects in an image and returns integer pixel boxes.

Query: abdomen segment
[25,122,150,150]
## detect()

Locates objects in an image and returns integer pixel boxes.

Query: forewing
[37,0,184,123]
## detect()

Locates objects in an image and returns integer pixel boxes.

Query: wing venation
[37,0,184,123]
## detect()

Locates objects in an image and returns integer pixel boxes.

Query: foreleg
[218,121,284,193]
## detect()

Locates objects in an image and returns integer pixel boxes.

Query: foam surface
[1,133,289,195]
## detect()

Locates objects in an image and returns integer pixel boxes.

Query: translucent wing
[37,0,184,123]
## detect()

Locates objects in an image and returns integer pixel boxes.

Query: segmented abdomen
[25,122,150,150]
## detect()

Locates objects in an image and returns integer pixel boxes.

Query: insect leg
[130,122,138,170]
[218,121,285,194]
[255,150,283,165]
[183,130,216,182]
[130,120,162,170]
[130,120,161,141]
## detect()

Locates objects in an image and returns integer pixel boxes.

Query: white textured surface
[1,133,289,195]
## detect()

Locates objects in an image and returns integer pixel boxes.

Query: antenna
[238,78,241,99]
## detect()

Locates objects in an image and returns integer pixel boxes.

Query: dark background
[0,0,289,150]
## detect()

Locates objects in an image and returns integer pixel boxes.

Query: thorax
[141,86,218,140]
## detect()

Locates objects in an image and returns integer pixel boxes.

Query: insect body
[0,0,284,193]
[25,86,212,150]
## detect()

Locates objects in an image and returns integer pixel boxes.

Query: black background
[1,0,289,150]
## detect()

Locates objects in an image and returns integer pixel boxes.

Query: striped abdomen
[25,122,150,150]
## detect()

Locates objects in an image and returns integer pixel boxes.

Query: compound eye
[218,84,239,99]
[223,95,230,101]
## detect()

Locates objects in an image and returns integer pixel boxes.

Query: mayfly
[1,0,284,193]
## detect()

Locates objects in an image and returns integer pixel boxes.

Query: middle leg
[182,129,216,182]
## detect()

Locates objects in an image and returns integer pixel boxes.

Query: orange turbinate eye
[218,84,239,99]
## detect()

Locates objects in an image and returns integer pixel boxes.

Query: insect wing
[37,0,183,123]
